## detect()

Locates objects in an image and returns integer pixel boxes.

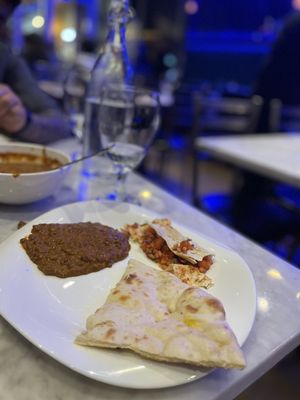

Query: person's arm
[2,50,71,144]
[14,108,72,144]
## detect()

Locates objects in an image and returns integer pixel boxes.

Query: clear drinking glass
[98,84,160,201]
[63,67,89,140]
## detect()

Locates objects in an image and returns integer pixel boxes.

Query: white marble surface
[1,139,300,400]
[196,133,300,187]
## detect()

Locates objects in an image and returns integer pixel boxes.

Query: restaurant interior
[1,0,300,399]
[9,0,300,260]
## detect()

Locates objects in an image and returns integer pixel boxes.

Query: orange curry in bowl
[0,151,63,174]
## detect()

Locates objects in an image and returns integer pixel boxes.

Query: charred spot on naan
[185,304,198,313]
[206,298,226,315]
[119,295,130,303]
[105,328,116,339]
[179,287,226,320]
[125,273,143,285]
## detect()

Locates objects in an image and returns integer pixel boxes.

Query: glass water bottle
[82,0,133,178]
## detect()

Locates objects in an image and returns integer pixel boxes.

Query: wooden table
[0,138,300,400]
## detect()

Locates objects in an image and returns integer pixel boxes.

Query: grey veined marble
[0,138,300,400]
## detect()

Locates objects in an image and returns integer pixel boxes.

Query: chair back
[269,99,300,132]
[159,86,193,136]
[192,93,263,137]
[191,93,263,208]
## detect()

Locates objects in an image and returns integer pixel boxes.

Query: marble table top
[196,133,300,187]
[1,138,300,400]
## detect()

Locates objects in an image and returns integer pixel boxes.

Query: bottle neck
[105,0,132,48]
[105,20,127,52]
[102,1,133,83]
[90,0,133,85]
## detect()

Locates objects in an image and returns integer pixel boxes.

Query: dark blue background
[188,0,291,30]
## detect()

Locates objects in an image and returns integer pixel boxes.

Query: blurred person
[0,0,71,144]
[231,4,300,245]
[21,33,58,78]
[255,4,300,131]
[75,39,97,74]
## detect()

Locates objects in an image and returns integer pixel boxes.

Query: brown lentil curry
[20,222,130,278]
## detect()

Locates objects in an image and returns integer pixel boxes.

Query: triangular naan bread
[75,259,245,369]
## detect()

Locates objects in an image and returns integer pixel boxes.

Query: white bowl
[0,142,71,205]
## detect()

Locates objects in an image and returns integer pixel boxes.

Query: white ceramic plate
[0,201,256,389]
